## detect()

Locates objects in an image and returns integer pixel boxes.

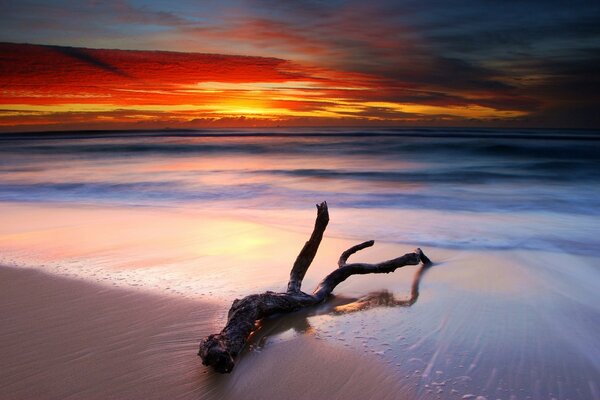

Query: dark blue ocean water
[1,127,599,254]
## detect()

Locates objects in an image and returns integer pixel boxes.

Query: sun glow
[0,43,531,130]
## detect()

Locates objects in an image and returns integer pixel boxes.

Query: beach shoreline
[0,265,415,400]
[1,129,599,399]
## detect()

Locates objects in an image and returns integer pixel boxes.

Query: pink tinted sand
[1,202,599,399]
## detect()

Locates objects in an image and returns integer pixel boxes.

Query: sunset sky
[1,0,599,131]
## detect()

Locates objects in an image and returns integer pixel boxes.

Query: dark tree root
[198,201,432,373]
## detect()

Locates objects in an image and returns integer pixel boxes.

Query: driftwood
[198,202,432,373]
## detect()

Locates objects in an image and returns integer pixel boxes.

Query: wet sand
[0,266,413,400]
[1,203,599,399]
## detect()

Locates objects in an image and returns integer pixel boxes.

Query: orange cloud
[0,42,530,131]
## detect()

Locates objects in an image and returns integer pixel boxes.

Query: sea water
[1,127,599,399]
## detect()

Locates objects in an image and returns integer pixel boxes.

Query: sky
[1,0,599,131]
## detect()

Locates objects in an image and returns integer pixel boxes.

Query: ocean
[1,127,599,399]
[1,127,599,254]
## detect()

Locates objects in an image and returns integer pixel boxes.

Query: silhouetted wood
[198,202,432,373]
[287,201,329,293]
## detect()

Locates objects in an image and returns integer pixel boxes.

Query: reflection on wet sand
[248,262,433,351]
[334,262,432,313]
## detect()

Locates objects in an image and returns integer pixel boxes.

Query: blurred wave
[1,127,599,255]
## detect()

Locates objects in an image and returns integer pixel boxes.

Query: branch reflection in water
[248,261,434,351]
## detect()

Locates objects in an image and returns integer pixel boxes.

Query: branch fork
[198,202,431,373]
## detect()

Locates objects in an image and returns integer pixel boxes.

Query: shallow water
[1,128,599,254]
[1,128,599,399]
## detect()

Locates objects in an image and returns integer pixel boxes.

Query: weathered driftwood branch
[198,202,432,373]
[287,201,329,293]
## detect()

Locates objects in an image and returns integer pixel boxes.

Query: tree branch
[198,203,432,373]
[338,240,374,267]
[287,201,329,293]
[313,249,424,301]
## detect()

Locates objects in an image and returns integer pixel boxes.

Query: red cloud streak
[0,42,531,131]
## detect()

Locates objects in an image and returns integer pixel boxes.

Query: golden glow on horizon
[0,43,530,129]
[1,97,527,124]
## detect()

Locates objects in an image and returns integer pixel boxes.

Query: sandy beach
[0,266,414,400]
[1,201,598,399]
[1,131,599,399]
